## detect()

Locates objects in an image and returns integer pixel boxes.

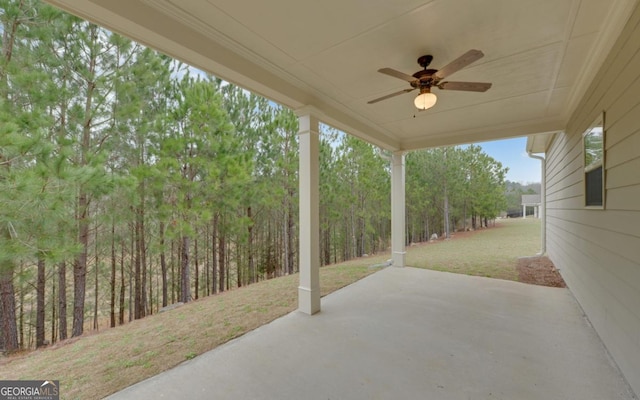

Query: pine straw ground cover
[0,218,553,399]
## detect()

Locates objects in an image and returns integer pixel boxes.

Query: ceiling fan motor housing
[417,55,433,68]
[413,55,438,87]
[412,69,438,87]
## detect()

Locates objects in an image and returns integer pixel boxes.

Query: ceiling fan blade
[437,81,492,92]
[378,68,417,83]
[368,88,416,104]
[435,49,484,80]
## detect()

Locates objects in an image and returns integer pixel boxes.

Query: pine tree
[0,0,77,350]
[159,76,248,301]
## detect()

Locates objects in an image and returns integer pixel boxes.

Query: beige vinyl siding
[545,2,640,395]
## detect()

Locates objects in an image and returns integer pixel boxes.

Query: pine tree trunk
[36,257,45,348]
[18,274,24,348]
[134,214,142,319]
[236,238,242,288]
[56,55,68,341]
[211,215,218,294]
[159,221,168,307]
[444,189,450,239]
[324,225,331,266]
[247,207,255,284]
[72,197,89,338]
[463,200,467,231]
[51,276,56,344]
[72,22,101,338]
[110,223,116,328]
[202,225,211,296]
[180,235,190,303]
[148,260,153,315]
[170,239,176,303]
[194,238,199,298]
[119,241,125,325]
[175,239,181,302]
[0,226,18,351]
[0,306,3,351]
[218,233,225,293]
[0,258,18,352]
[287,191,295,274]
[425,214,430,242]
[0,5,23,352]
[58,262,67,340]
[226,240,230,290]
[443,149,451,239]
[282,204,289,275]
[205,226,210,296]
[333,225,337,264]
[360,217,366,257]
[140,203,147,317]
[93,229,99,331]
[129,230,134,322]
[202,255,207,294]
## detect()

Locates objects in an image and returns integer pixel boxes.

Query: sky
[473,137,542,184]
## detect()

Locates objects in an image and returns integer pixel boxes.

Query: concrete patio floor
[109,267,635,400]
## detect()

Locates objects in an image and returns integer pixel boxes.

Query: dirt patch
[517,256,566,288]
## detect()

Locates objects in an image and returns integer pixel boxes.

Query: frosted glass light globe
[414,92,437,110]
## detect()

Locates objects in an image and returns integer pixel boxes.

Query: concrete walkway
[109,267,635,400]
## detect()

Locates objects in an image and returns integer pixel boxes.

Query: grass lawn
[0,218,539,399]
[407,217,541,281]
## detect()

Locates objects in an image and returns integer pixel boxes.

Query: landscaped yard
[407,217,542,281]
[0,218,544,399]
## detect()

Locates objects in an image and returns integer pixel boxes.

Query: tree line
[406,146,508,243]
[0,1,508,352]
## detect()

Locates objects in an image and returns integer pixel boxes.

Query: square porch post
[297,111,321,315]
[391,152,406,267]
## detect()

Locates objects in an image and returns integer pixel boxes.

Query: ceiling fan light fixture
[414,88,437,110]
[371,50,489,108]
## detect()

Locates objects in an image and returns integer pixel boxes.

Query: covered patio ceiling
[46,0,636,151]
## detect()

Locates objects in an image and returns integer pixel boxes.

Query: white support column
[297,112,321,315]
[391,152,406,267]
[522,205,526,219]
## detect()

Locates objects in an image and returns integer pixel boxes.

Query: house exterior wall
[545,3,640,395]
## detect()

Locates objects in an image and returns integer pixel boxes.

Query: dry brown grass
[0,256,386,400]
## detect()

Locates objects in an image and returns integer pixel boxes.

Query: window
[583,113,605,208]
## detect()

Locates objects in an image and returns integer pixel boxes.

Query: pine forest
[0,1,508,352]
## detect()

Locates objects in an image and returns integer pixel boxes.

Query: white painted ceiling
[46,0,637,151]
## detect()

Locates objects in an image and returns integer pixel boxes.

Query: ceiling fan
[368,49,492,110]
